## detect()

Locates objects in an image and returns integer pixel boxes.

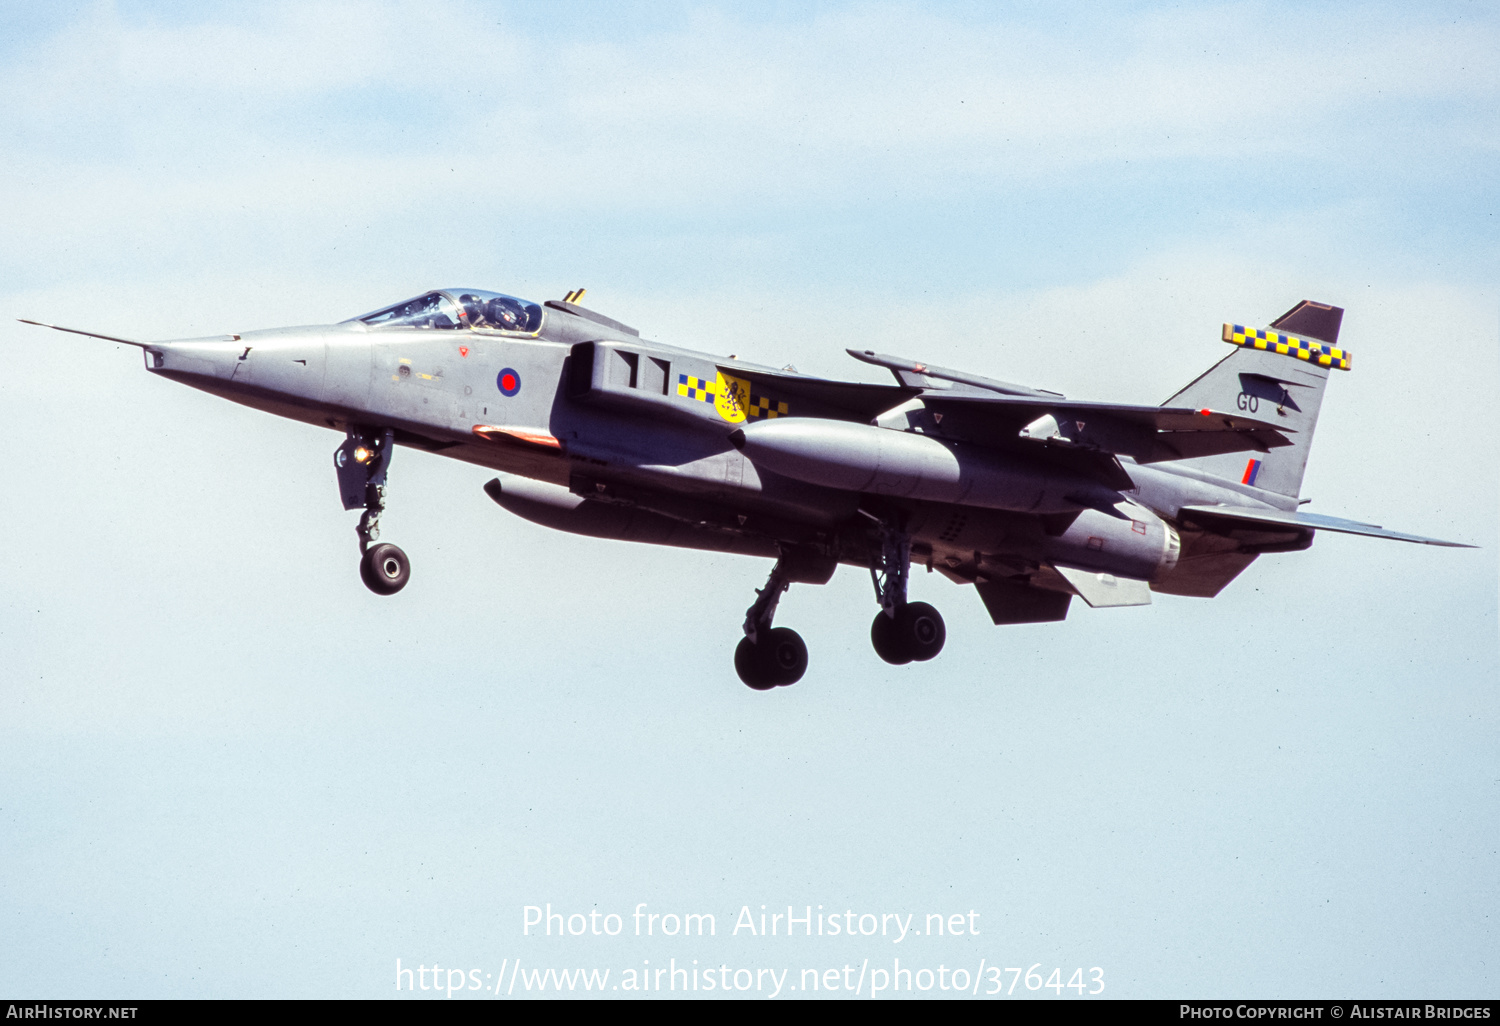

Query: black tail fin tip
[1269,300,1343,345]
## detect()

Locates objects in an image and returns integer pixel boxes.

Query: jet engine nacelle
[1042,501,1181,582]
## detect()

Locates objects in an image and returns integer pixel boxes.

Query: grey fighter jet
[22,290,1471,689]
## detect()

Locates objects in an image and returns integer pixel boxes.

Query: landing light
[354,447,374,463]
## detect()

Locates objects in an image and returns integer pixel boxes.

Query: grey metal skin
[21,292,1471,685]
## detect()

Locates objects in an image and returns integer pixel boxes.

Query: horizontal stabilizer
[1179,505,1474,548]
[1052,565,1153,607]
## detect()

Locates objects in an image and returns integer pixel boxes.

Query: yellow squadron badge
[714,370,751,423]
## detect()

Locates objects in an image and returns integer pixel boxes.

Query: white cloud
[3,2,1495,217]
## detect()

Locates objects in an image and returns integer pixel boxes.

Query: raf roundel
[497,368,521,397]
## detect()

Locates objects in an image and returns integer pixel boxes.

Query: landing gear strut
[869,520,945,665]
[335,427,410,595]
[735,556,809,690]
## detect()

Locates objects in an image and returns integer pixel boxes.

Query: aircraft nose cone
[148,337,245,381]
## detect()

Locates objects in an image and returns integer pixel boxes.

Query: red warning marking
[459,346,469,357]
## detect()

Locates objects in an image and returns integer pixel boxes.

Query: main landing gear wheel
[867,518,946,665]
[360,542,410,595]
[871,611,911,665]
[735,627,808,690]
[737,555,813,690]
[898,601,946,661]
[871,602,947,665]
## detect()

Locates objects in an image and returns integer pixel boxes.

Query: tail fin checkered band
[1222,324,1352,371]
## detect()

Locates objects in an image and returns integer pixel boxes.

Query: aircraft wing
[921,393,1294,463]
[740,361,1290,461]
[1179,505,1475,547]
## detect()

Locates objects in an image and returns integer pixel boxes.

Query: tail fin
[1161,301,1348,499]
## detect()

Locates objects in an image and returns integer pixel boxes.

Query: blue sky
[1,1,1495,999]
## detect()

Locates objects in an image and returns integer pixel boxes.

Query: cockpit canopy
[350,289,544,335]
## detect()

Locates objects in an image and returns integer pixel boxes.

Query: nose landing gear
[360,542,410,595]
[335,427,410,596]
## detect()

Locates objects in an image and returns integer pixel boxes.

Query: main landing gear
[732,524,947,687]
[335,427,411,596]
[735,556,810,691]
[868,522,945,665]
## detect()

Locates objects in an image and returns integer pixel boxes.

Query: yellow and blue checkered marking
[676,373,791,418]
[677,374,717,401]
[1222,324,1352,371]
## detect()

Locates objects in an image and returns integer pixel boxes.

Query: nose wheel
[360,543,411,595]
[335,427,411,596]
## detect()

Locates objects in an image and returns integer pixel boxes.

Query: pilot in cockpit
[457,294,485,328]
[487,296,525,331]
[455,293,525,331]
